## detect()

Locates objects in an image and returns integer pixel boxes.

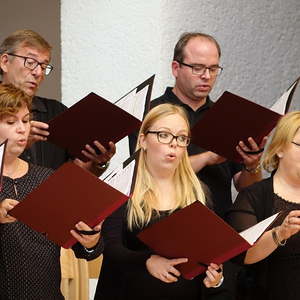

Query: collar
[163,87,214,113]
[32,96,47,113]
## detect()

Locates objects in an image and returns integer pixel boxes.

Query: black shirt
[20,96,70,169]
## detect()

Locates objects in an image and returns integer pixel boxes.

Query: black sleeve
[225,187,261,265]
[102,204,152,268]
[71,236,104,261]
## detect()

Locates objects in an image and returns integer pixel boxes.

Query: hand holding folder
[191,91,282,162]
[47,75,154,162]
[10,159,137,248]
[138,201,279,280]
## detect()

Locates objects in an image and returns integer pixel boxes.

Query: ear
[171,60,180,78]
[0,53,9,73]
[277,152,283,158]
[139,133,147,151]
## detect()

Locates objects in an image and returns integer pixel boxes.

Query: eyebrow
[25,52,50,64]
[155,127,188,134]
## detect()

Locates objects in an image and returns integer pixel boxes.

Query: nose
[17,121,26,133]
[31,64,43,78]
[169,136,178,147]
[200,68,211,80]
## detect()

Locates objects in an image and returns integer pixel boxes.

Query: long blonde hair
[127,103,206,230]
[262,111,300,172]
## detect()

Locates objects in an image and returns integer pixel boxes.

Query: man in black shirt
[151,32,265,218]
[0,29,115,173]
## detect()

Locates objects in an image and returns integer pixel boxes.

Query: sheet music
[102,158,136,196]
[0,140,7,191]
[239,213,279,245]
[115,86,148,121]
[270,79,299,114]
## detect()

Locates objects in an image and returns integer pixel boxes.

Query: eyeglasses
[146,131,190,147]
[292,141,300,147]
[176,60,223,77]
[7,53,53,75]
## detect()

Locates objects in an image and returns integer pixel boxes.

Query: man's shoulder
[33,95,67,109]
[150,87,178,108]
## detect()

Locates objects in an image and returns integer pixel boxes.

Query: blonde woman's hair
[127,103,206,230]
[262,111,300,172]
[0,83,32,118]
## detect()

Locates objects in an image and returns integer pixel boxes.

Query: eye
[193,65,205,73]
[158,132,171,139]
[178,135,188,143]
[26,58,36,67]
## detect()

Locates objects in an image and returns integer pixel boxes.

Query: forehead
[16,44,51,62]
[151,113,188,131]
[183,37,219,64]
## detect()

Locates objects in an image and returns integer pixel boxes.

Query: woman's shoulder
[27,164,54,182]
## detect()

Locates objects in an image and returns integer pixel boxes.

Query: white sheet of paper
[102,158,135,196]
[239,212,279,245]
[115,86,148,121]
[270,80,299,114]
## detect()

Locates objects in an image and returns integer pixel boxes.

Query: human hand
[70,221,102,249]
[146,254,188,283]
[236,136,268,170]
[0,198,19,223]
[276,210,300,241]
[27,121,49,147]
[206,151,226,166]
[203,263,223,288]
[74,141,116,175]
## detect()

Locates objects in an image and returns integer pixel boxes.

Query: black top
[94,204,210,300]
[0,164,103,300]
[226,176,300,300]
[20,96,70,169]
[150,88,242,218]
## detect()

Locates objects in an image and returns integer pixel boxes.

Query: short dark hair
[173,32,221,62]
[0,29,52,75]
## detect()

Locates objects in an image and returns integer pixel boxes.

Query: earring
[277,153,283,158]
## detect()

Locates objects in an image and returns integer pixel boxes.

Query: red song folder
[191,91,282,162]
[138,201,279,280]
[10,162,129,248]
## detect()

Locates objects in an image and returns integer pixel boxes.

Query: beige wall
[0,0,61,100]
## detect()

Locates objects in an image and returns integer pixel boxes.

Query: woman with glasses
[226,111,300,300]
[0,84,103,300]
[94,103,223,300]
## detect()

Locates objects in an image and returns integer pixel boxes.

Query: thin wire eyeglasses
[7,53,53,75]
[176,60,223,77]
[146,131,190,147]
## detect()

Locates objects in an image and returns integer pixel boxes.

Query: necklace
[3,159,21,179]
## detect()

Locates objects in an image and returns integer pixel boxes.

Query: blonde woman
[227,111,300,300]
[95,104,223,300]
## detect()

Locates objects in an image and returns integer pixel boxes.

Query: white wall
[61,0,300,107]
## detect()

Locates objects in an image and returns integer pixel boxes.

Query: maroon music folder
[138,201,279,280]
[191,91,282,162]
[10,162,129,248]
[47,92,142,161]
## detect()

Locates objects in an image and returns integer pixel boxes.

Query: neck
[172,86,207,111]
[3,156,27,179]
[273,169,300,202]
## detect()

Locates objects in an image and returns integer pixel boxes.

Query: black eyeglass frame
[176,60,223,76]
[146,130,191,147]
[7,53,53,75]
[291,141,300,147]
